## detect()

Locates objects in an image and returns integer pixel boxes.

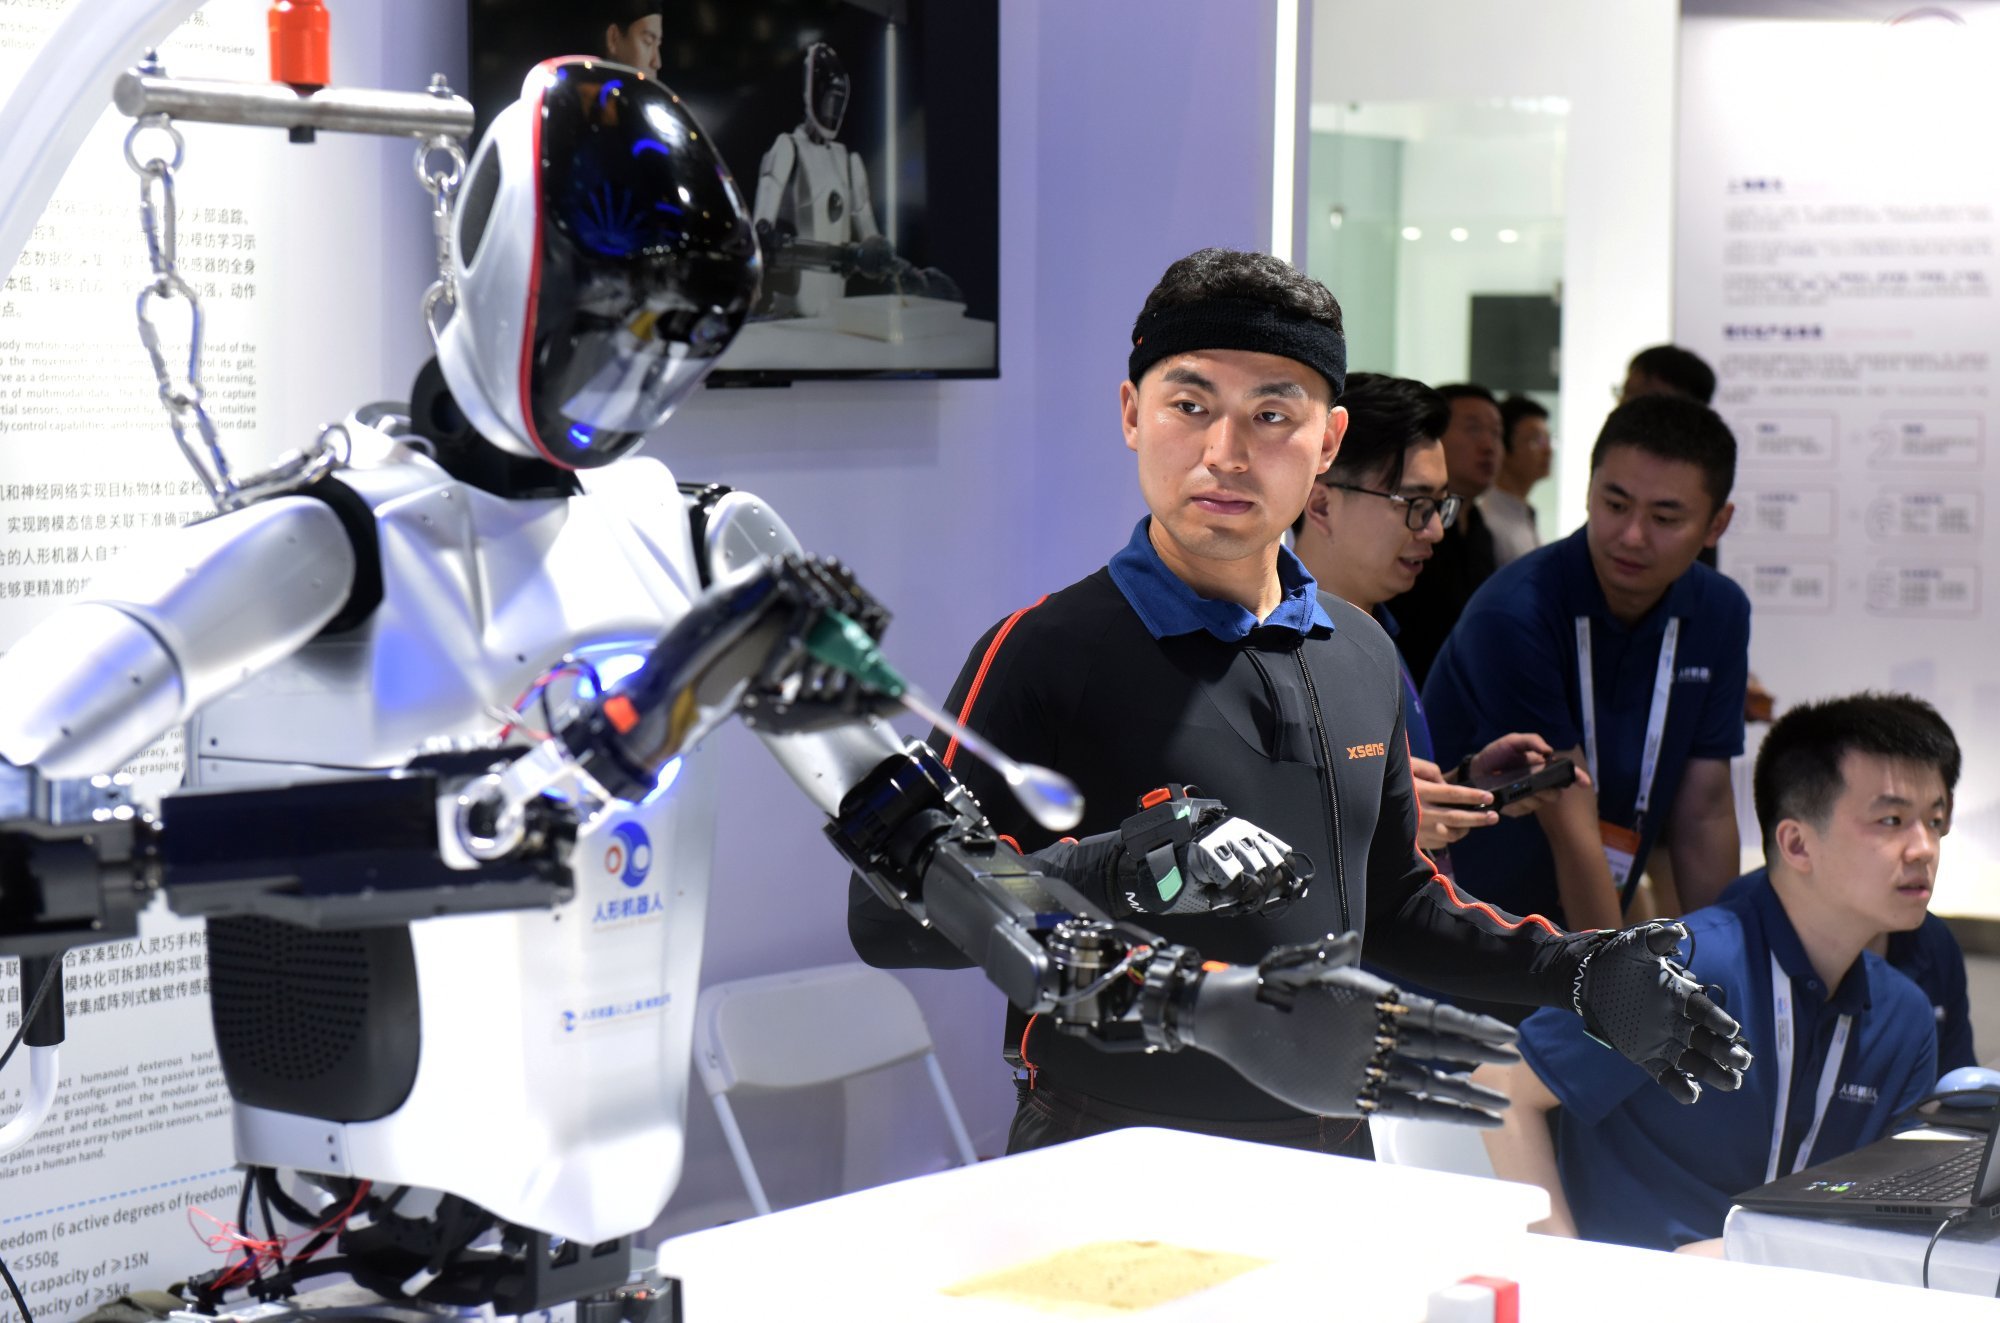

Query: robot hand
[850,233,896,279]
[553,553,896,806]
[912,267,962,302]
[1173,933,1520,1125]
[1571,921,1753,1103]
[1110,784,1311,918]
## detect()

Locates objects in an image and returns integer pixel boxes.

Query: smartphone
[1469,756,1576,810]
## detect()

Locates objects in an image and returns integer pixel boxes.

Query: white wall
[1311,0,1679,533]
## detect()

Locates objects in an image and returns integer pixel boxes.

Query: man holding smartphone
[1289,373,1579,866]
[1423,396,1748,934]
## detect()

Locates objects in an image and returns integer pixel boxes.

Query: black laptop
[1735,1103,2000,1222]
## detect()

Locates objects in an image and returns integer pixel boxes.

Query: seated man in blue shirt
[1424,395,1750,934]
[1477,692,1950,1251]
[1720,863,1977,1074]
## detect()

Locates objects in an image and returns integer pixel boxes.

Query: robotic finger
[1390,995,1523,1066]
[1371,1088,1510,1128]
[1392,1022,1523,1070]
[1374,1057,1512,1127]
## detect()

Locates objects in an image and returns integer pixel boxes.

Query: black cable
[0,1249,34,1323]
[1923,1210,1970,1288]
[264,1171,321,1229]
[234,1170,264,1287]
[0,958,63,1323]
[257,1174,285,1273]
[539,679,559,744]
[0,957,64,1076]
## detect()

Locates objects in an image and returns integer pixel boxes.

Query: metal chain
[126,110,234,511]
[415,133,465,344]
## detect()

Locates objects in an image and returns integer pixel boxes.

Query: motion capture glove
[1111,785,1313,918]
[1569,920,1753,1103]
[1170,933,1520,1125]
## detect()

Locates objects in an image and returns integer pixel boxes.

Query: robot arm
[751,133,794,234]
[846,149,881,242]
[467,551,1519,1123]
[0,493,357,777]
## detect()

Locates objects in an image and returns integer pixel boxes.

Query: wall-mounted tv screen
[470,1,1000,383]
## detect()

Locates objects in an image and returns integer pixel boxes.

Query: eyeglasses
[1324,482,1461,531]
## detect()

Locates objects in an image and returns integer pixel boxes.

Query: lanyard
[1766,951,1853,1184]
[1576,615,1679,895]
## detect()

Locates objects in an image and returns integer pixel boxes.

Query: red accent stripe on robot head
[517,58,571,470]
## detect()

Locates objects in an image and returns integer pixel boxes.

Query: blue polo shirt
[1889,917,1977,1073]
[1518,869,1938,1251]
[1373,603,1434,763]
[1719,874,1976,1073]
[1108,518,1334,641]
[1421,527,1750,922]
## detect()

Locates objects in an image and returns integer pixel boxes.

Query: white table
[657,1127,1997,1320]
[1727,1203,2000,1298]
[720,314,996,372]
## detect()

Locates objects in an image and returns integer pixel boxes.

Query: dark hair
[1434,382,1498,409]
[1499,396,1549,453]
[1292,373,1449,535]
[603,1,662,31]
[1589,394,1737,510]
[1136,248,1343,338]
[1627,345,1716,404]
[1753,692,1961,856]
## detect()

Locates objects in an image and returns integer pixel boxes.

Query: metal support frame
[114,71,472,141]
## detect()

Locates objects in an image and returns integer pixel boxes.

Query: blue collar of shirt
[1732,868,1873,1015]
[1107,517,1335,642]
[1373,602,1401,638]
[1555,526,1704,640]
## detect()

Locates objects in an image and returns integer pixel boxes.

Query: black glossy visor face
[527,62,760,467]
[810,52,849,137]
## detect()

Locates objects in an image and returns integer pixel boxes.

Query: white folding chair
[1369,1114,1496,1179]
[693,962,978,1216]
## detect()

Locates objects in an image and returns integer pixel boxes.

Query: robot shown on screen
[752,42,880,316]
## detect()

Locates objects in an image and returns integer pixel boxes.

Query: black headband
[1128,297,1346,400]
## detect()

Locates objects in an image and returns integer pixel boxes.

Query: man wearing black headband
[848,248,1749,1155]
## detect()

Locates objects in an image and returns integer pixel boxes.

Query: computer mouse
[1936,1065,2000,1107]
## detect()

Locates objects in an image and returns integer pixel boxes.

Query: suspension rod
[113,71,472,140]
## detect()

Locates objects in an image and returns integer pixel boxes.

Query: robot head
[803,42,849,141]
[437,59,761,469]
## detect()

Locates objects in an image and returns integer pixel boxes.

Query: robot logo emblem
[607,820,653,887]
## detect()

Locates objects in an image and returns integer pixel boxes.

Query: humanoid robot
[751,42,876,317]
[0,53,1748,1318]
